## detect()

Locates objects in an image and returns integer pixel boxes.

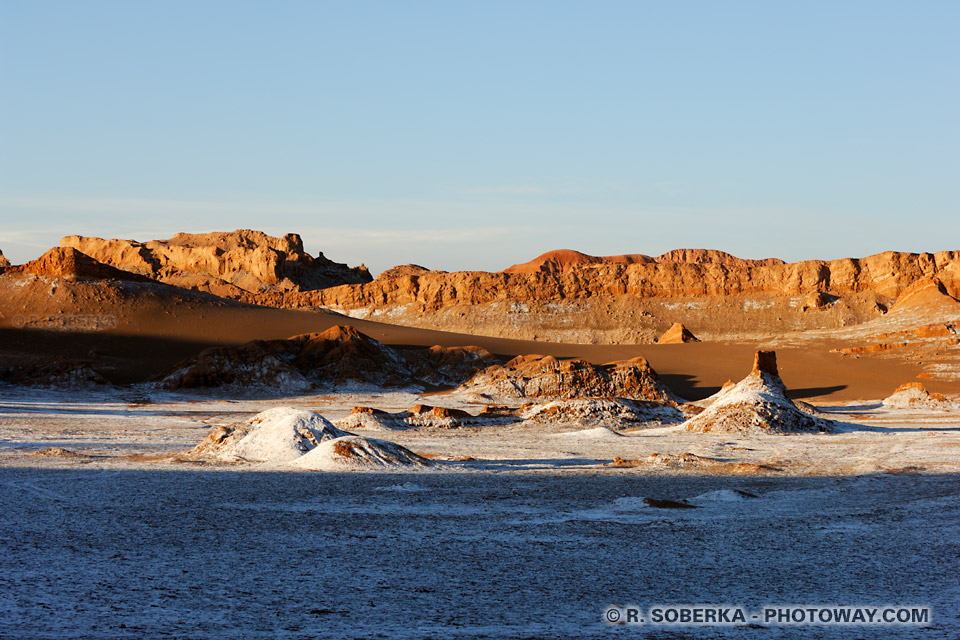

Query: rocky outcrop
[0,249,9,269]
[290,435,431,470]
[335,404,517,431]
[11,247,152,282]
[883,382,952,409]
[890,277,960,314]
[519,398,684,428]
[376,264,435,279]
[654,249,785,267]
[503,249,651,273]
[657,322,699,344]
[458,354,678,403]
[315,251,960,311]
[801,290,839,311]
[682,351,834,434]
[502,248,784,274]
[159,325,499,391]
[60,230,372,294]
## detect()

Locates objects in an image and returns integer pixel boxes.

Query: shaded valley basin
[0,470,957,639]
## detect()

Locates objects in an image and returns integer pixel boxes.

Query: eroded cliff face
[309,251,959,309]
[250,250,956,343]
[24,233,960,344]
[130,249,947,344]
[60,230,372,294]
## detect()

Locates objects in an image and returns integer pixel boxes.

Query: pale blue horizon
[2,0,958,274]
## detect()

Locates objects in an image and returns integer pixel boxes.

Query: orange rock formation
[657,322,700,344]
[60,230,371,294]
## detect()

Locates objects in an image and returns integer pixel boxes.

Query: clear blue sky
[1,0,957,274]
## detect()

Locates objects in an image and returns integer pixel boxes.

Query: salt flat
[1,386,958,638]
[1,468,957,639]
[1,386,958,476]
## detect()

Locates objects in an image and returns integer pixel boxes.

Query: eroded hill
[59,229,372,295]
[294,249,960,343]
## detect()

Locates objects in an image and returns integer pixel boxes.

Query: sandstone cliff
[315,251,960,310]
[60,230,372,294]
[28,231,960,345]
[286,249,960,343]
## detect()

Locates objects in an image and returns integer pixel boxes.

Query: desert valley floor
[1,385,959,639]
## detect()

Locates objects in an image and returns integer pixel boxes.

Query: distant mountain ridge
[502,248,785,273]
[2,231,957,345]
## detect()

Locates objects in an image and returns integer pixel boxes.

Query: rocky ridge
[519,398,684,428]
[297,249,960,343]
[60,230,372,294]
[502,248,785,273]
[457,353,679,403]
[159,325,499,392]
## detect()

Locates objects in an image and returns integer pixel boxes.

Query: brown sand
[0,292,943,400]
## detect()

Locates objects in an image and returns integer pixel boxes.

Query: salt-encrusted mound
[883,382,953,409]
[335,404,518,431]
[191,407,349,463]
[290,435,431,470]
[794,400,828,417]
[551,426,624,440]
[335,407,406,431]
[404,404,478,428]
[694,379,737,408]
[459,354,679,403]
[520,398,683,428]
[159,325,498,391]
[682,351,834,434]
